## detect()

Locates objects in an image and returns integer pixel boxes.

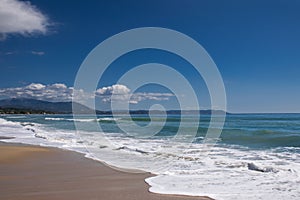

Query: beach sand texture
[0,143,211,200]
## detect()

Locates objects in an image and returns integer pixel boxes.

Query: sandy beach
[0,142,212,200]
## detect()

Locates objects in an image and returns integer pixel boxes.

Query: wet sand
[0,142,212,200]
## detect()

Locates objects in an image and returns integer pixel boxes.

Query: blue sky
[0,0,300,113]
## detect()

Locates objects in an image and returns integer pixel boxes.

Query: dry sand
[0,142,212,200]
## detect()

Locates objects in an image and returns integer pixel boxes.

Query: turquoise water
[222,114,300,148]
[3,113,300,149]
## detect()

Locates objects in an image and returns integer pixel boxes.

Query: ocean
[0,113,300,200]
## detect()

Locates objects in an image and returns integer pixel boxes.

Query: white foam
[45,117,94,122]
[45,117,66,121]
[5,115,26,119]
[45,117,119,122]
[145,148,300,200]
[98,117,120,121]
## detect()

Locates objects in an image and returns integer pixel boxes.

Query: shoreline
[0,141,212,200]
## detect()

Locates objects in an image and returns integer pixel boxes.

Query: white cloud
[0,83,73,102]
[31,51,45,56]
[132,92,173,102]
[0,83,174,104]
[96,84,130,95]
[48,83,67,89]
[96,84,174,104]
[26,83,45,90]
[0,0,50,40]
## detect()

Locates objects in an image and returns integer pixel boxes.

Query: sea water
[0,114,300,200]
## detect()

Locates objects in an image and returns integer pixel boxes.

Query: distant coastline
[0,98,228,115]
[0,107,55,114]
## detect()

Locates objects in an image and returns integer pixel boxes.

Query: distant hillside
[0,107,55,114]
[111,110,227,115]
[0,98,228,115]
[0,98,94,114]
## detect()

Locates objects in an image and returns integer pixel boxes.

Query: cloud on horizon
[96,84,174,104]
[0,83,74,102]
[0,0,50,40]
[0,83,174,104]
